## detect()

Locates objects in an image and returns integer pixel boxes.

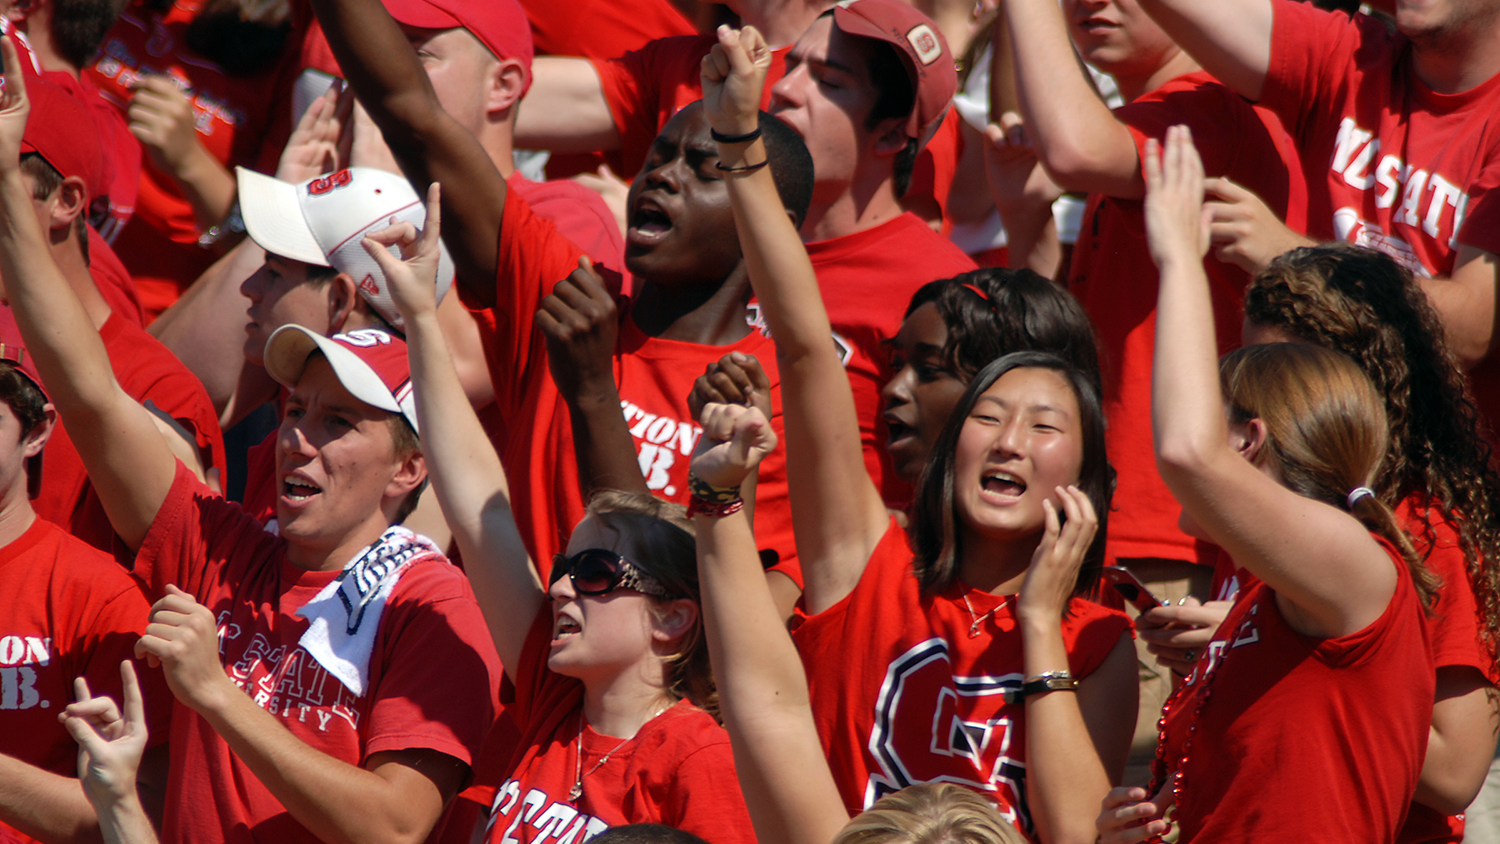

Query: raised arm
[1001,0,1142,197]
[1135,0,1273,100]
[1145,126,1395,639]
[689,403,850,844]
[513,58,623,155]
[0,40,175,550]
[364,185,542,674]
[702,26,889,616]
[306,0,508,304]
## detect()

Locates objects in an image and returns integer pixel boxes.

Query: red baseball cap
[263,325,419,435]
[0,307,47,402]
[20,76,104,201]
[381,0,534,96]
[832,0,957,147]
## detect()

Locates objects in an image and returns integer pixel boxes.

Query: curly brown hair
[1245,243,1500,673]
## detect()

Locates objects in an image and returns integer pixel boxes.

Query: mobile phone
[1100,566,1167,614]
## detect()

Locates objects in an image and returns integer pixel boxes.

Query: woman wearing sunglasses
[360,187,754,844]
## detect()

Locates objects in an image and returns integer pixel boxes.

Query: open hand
[0,37,31,174]
[362,182,443,322]
[687,351,771,424]
[700,24,771,139]
[128,75,206,177]
[1142,125,1211,271]
[60,661,149,807]
[275,80,353,183]
[134,585,230,713]
[691,401,777,492]
[1096,784,1174,843]
[1016,485,1098,622]
[536,256,619,405]
[982,114,1064,223]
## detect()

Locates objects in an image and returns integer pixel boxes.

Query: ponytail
[1346,488,1440,610]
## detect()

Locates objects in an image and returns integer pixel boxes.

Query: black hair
[863,39,918,197]
[589,825,711,844]
[20,153,90,264]
[758,110,815,228]
[909,351,1113,598]
[903,268,1102,395]
[49,0,127,69]
[0,363,48,440]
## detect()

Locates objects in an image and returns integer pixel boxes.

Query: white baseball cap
[236,166,454,331]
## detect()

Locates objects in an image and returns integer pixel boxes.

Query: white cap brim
[237,167,332,267]
[263,324,415,433]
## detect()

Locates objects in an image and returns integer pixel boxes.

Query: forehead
[978,367,1080,414]
[400,23,488,59]
[897,301,949,348]
[790,16,880,82]
[565,514,628,556]
[658,102,712,147]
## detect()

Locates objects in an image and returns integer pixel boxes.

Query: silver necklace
[569,710,632,802]
[960,590,997,638]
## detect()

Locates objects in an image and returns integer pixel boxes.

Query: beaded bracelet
[688,473,741,503]
[686,496,745,518]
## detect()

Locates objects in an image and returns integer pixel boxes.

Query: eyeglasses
[549,549,674,599]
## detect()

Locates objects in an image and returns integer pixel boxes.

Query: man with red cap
[0,330,172,844]
[15,76,225,558]
[0,37,504,844]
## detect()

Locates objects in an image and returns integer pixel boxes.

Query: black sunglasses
[549,549,674,599]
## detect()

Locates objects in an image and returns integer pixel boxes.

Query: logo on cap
[907,24,941,65]
[308,170,353,197]
[358,275,381,297]
[336,329,394,348]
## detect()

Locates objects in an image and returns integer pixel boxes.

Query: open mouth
[981,472,1027,498]
[282,477,323,501]
[552,615,581,642]
[627,200,673,246]
[885,417,916,446]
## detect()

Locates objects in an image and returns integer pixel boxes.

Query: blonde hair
[1220,343,1437,605]
[831,784,1025,844]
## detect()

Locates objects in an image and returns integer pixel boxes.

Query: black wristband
[710,127,762,144]
[714,160,769,174]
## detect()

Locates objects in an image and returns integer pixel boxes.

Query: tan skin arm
[513,58,624,155]
[1134,0,1273,101]
[702,25,890,617]
[1419,245,1499,370]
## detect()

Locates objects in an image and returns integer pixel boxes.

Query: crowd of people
[0,0,1495,841]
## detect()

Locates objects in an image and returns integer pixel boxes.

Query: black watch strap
[1004,671,1079,704]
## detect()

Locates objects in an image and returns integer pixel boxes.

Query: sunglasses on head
[549,548,674,599]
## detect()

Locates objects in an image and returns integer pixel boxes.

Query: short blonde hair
[832,784,1026,844]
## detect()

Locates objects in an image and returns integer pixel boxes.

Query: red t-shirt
[591,34,963,221]
[87,227,147,328]
[522,0,695,59]
[1261,0,1500,436]
[790,519,1132,836]
[1158,538,1433,843]
[484,609,754,844]
[793,213,979,507]
[0,517,171,844]
[466,187,796,581]
[1209,500,1496,844]
[1068,71,1307,566]
[134,463,502,844]
[86,0,295,321]
[33,312,226,557]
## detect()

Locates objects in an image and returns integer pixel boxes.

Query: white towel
[295,526,443,695]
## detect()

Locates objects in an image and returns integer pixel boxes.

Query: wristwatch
[1004,670,1079,704]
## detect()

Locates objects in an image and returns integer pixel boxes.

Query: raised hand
[1142,125,1211,271]
[60,662,149,808]
[133,585,232,713]
[1016,485,1099,622]
[691,401,778,493]
[699,24,771,138]
[362,182,443,322]
[0,37,30,173]
[982,113,1064,217]
[687,351,772,425]
[128,75,207,178]
[275,81,354,183]
[1096,784,1173,844]
[535,256,619,405]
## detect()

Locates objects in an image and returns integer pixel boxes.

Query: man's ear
[870,118,909,157]
[326,272,360,333]
[23,403,57,458]
[488,58,527,121]
[385,448,426,500]
[48,176,88,232]
[6,0,36,23]
[651,598,699,646]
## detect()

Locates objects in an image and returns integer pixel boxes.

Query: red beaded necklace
[1147,646,1226,823]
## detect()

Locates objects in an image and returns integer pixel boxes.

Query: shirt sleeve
[664,739,757,844]
[362,563,502,768]
[133,461,275,601]
[1259,0,1366,140]
[78,579,175,747]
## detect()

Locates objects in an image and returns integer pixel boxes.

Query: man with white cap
[230,164,457,531]
[0,41,502,844]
